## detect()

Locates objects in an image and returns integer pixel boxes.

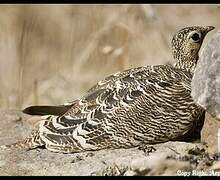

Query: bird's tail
[0,130,45,151]
[1,104,73,151]
[22,105,72,116]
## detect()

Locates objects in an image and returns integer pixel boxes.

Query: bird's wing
[22,67,145,117]
[40,66,158,126]
[36,65,195,152]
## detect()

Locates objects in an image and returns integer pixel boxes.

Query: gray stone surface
[191,30,220,119]
[0,109,220,176]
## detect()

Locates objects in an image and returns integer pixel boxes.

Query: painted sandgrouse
[1,26,215,153]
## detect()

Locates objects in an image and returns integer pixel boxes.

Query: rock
[191,30,220,119]
[201,112,220,154]
[192,30,220,155]
[210,161,220,171]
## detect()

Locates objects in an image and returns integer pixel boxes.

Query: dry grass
[0,4,219,110]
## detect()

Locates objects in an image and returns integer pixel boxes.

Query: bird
[1,26,215,153]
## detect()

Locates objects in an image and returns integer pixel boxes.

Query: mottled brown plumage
[1,26,214,153]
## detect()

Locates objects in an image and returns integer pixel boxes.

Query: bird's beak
[204,26,215,33]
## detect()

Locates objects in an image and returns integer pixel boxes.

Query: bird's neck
[173,54,199,74]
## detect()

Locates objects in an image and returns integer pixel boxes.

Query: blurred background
[0,4,219,110]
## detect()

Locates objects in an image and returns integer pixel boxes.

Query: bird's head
[172,26,215,72]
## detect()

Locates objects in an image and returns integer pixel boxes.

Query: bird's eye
[189,32,201,42]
